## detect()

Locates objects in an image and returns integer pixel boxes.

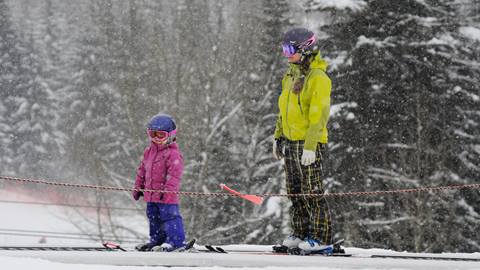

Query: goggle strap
[297,35,316,49]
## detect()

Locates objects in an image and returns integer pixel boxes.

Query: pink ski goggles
[147,129,170,144]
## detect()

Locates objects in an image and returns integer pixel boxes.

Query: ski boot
[151,243,174,252]
[151,239,196,252]
[296,238,334,255]
[272,235,303,253]
[290,239,345,256]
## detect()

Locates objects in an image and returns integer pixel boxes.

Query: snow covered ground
[1,248,480,270]
[0,186,92,245]
[0,186,147,245]
[1,187,479,270]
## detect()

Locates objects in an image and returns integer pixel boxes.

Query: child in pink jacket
[133,114,185,252]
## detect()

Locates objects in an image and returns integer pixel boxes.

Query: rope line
[1,175,479,198]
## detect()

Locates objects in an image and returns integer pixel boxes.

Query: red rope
[1,175,479,198]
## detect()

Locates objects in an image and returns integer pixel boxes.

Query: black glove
[132,190,143,201]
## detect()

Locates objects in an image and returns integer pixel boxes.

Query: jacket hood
[288,50,328,73]
[309,51,328,71]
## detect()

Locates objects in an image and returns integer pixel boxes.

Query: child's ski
[204,245,228,253]
[103,238,196,252]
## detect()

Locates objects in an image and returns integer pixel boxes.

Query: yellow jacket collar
[309,51,328,71]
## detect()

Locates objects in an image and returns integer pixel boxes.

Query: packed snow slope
[1,187,479,269]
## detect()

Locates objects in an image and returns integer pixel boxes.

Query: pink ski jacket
[134,142,184,204]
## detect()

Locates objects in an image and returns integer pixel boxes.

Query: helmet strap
[298,48,313,62]
[298,52,312,68]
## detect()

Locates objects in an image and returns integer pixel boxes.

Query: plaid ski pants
[283,140,333,244]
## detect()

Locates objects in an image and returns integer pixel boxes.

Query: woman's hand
[301,150,316,166]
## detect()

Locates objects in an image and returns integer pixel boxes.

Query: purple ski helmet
[147,114,177,144]
[282,28,317,57]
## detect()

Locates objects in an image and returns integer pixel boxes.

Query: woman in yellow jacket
[273,28,333,252]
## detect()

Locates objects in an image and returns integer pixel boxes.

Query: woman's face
[287,53,301,63]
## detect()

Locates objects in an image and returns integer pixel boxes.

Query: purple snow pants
[146,202,185,248]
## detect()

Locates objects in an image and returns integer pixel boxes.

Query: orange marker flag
[220,184,264,205]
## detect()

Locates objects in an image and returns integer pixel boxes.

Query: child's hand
[132,190,143,201]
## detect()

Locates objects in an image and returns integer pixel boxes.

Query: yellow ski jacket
[274,52,332,151]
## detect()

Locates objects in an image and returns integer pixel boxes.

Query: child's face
[147,129,169,144]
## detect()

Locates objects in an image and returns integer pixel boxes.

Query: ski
[1,243,478,261]
[204,245,227,253]
[102,238,197,252]
[196,246,480,261]
[272,238,348,256]
[180,238,197,252]
[369,254,480,262]
[103,241,127,251]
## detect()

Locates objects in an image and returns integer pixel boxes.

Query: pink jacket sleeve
[134,149,147,190]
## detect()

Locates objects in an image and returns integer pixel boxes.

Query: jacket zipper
[286,85,291,138]
[297,94,303,115]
